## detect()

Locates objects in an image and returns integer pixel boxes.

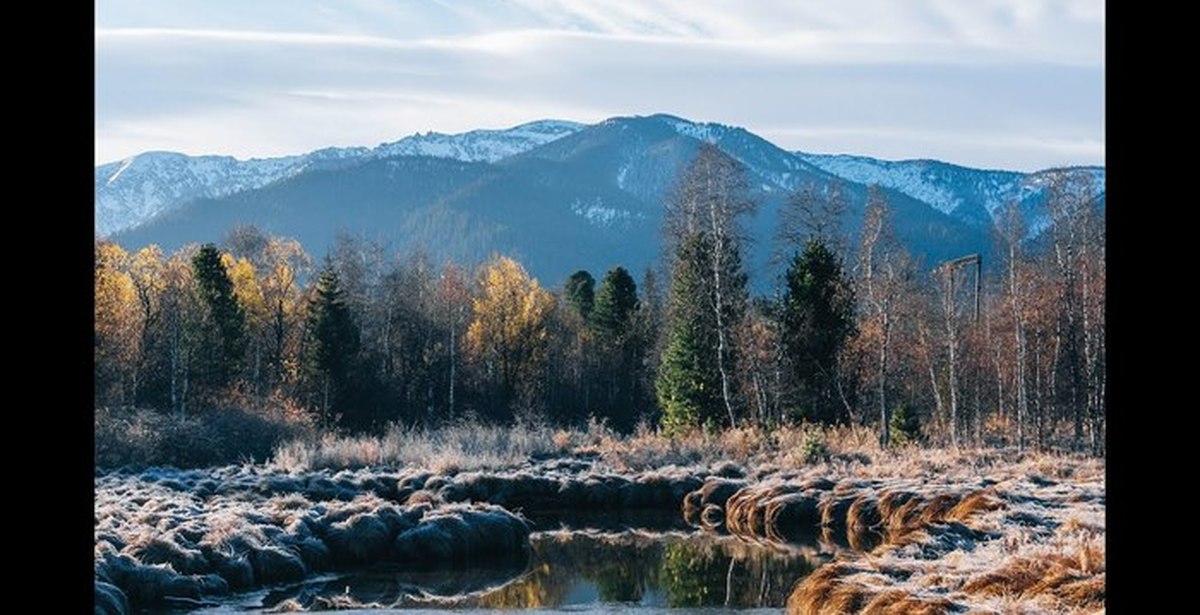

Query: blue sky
[95,0,1104,172]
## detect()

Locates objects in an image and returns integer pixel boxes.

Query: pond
[185,528,829,613]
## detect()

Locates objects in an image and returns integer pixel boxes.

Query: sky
[95,0,1104,172]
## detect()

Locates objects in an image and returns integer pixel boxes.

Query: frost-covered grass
[784,470,1105,614]
[270,419,1101,486]
[271,417,565,474]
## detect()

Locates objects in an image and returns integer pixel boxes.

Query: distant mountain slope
[113,115,997,287]
[95,120,585,235]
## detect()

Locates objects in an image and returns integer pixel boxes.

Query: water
[188,528,829,613]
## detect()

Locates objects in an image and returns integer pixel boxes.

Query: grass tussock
[788,563,957,615]
[696,475,1002,556]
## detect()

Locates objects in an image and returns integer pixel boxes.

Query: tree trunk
[448,309,457,417]
[1009,250,1028,452]
[944,271,960,448]
[878,309,890,447]
[710,238,737,428]
[919,322,945,434]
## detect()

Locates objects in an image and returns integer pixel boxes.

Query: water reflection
[246,530,825,611]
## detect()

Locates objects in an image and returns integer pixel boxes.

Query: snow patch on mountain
[795,153,1106,223]
[796,154,1013,216]
[570,197,642,228]
[662,116,724,143]
[375,120,583,163]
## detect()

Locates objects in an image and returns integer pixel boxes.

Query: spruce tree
[564,270,595,322]
[656,235,723,434]
[889,403,921,447]
[191,243,247,391]
[592,267,638,341]
[781,239,855,425]
[307,265,361,427]
[593,266,641,429]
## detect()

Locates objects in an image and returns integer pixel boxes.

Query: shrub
[889,404,922,447]
[801,427,829,464]
[95,400,315,469]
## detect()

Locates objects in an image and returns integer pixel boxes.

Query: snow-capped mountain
[795,152,1105,227]
[103,113,1104,287]
[95,120,585,236]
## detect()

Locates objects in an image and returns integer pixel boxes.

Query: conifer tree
[656,235,724,434]
[565,270,596,322]
[593,266,641,428]
[592,267,638,341]
[191,243,247,392]
[781,240,855,425]
[658,144,755,430]
[306,264,360,426]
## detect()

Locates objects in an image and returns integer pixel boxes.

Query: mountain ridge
[101,113,1104,288]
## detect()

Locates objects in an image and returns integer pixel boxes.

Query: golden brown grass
[945,490,1004,523]
[787,563,870,615]
[961,543,1105,610]
[788,563,955,615]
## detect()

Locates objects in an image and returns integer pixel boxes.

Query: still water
[190,528,828,613]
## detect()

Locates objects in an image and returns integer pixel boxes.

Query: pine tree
[191,243,247,393]
[306,265,360,427]
[781,240,855,425]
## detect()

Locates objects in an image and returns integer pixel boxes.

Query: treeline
[94,144,1105,453]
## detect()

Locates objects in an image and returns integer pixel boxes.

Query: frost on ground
[769,462,1106,614]
[95,444,1103,614]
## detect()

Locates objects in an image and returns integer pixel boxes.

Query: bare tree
[997,201,1030,450]
[856,186,913,446]
[776,180,848,261]
[934,253,981,448]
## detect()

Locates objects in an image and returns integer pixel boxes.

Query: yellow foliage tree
[95,240,141,405]
[127,245,166,401]
[466,256,556,409]
[259,238,310,384]
[222,252,269,393]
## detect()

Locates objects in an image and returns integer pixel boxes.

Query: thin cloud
[95,1,1104,171]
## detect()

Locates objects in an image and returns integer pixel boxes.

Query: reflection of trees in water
[480,532,822,609]
[477,533,664,608]
[254,531,823,610]
[660,540,820,607]
[259,563,527,610]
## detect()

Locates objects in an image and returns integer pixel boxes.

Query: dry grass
[961,542,1105,610]
[860,588,956,615]
[266,418,1102,489]
[271,417,565,472]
